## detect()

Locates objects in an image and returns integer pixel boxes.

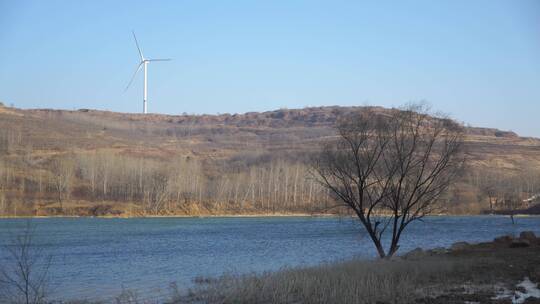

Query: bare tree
[479,171,515,219]
[0,222,51,304]
[501,176,526,224]
[313,104,465,258]
[50,157,74,212]
[476,169,534,223]
[477,170,503,214]
[141,168,172,215]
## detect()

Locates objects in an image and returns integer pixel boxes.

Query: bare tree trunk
[293,165,299,207]
[284,166,289,210]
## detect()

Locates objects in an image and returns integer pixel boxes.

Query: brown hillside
[0,105,539,216]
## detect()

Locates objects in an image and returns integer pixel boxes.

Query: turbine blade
[146,58,172,62]
[132,31,144,61]
[124,62,143,92]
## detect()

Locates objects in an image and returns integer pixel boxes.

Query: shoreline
[1,213,539,219]
[0,213,333,219]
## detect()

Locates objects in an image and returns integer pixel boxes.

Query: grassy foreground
[176,235,540,304]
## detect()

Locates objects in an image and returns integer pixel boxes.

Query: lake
[0,216,539,302]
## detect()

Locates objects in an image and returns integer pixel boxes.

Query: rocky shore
[402,230,540,260]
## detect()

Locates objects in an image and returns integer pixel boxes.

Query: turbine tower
[125,31,171,114]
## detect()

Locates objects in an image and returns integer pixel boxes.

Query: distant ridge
[16,105,522,139]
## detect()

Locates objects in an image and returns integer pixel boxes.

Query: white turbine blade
[132,31,144,61]
[124,62,143,92]
[147,58,172,62]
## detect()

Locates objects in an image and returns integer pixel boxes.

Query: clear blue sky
[1,0,539,137]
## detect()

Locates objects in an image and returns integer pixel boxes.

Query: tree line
[468,167,540,221]
[0,150,331,216]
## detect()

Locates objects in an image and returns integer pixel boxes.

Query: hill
[0,105,539,216]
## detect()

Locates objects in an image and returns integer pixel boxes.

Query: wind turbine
[125,31,171,114]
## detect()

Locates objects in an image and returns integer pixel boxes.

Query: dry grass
[181,257,475,304]
[179,243,540,304]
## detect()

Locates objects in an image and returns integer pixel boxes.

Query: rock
[510,238,531,248]
[519,231,537,242]
[450,241,470,251]
[403,247,425,260]
[494,235,514,244]
[530,266,540,282]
